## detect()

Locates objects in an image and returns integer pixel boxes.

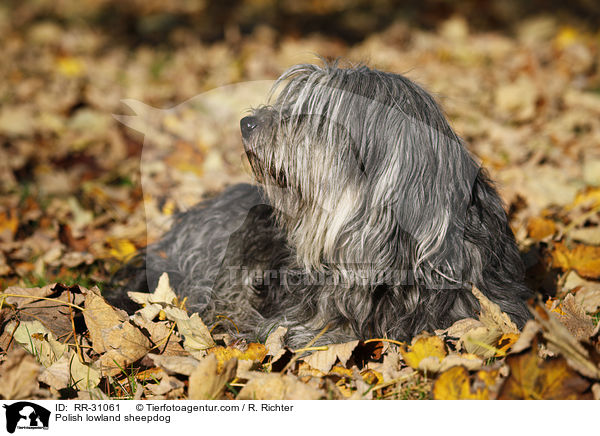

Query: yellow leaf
[361,369,383,385]
[551,242,600,279]
[566,187,600,210]
[433,366,489,400]
[328,365,352,379]
[188,354,237,400]
[56,56,84,77]
[527,217,556,240]
[498,349,592,399]
[495,333,519,357]
[207,343,267,371]
[554,26,579,50]
[108,238,137,262]
[400,335,447,370]
[0,209,18,239]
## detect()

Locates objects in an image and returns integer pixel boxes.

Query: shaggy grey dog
[111,62,531,346]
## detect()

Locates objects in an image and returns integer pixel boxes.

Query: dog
[110,61,532,346]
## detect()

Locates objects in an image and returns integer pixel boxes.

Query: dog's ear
[341,95,482,288]
[389,116,480,288]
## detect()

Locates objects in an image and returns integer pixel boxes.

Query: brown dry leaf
[556,294,595,340]
[551,242,600,279]
[0,348,42,399]
[188,354,237,400]
[437,354,484,372]
[0,209,18,241]
[39,351,101,391]
[131,314,185,356]
[303,340,359,373]
[459,326,503,359]
[498,349,592,399]
[207,343,267,371]
[532,305,600,378]
[146,374,185,398]
[1,284,56,306]
[494,75,538,121]
[527,217,557,240]
[147,354,200,376]
[6,320,67,368]
[433,366,491,400]
[83,288,151,376]
[510,321,542,354]
[566,187,600,210]
[438,318,484,338]
[471,285,519,334]
[569,226,600,246]
[129,272,179,321]
[297,361,326,378]
[400,334,447,370]
[563,271,600,313]
[237,373,323,400]
[265,326,288,356]
[163,307,215,355]
[1,284,86,339]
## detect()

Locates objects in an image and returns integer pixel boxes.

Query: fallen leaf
[563,271,600,313]
[303,340,359,373]
[7,320,67,368]
[129,273,179,321]
[207,343,267,371]
[107,237,137,262]
[552,242,600,279]
[237,373,323,400]
[532,305,600,379]
[498,349,592,399]
[569,226,600,245]
[556,294,595,340]
[131,314,185,355]
[83,288,151,376]
[188,354,237,400]
[471,285,519,334]
[400,334,447,370]
[433,366,490,400]
[458,326,503,358]
[146,374,185,397]
[39,352,101,392]
[265,326,288,356]
[0,209,18,241]
[438,318,484,338]
[147,354,200,376]
[527,217,557,240]
[495,75,538,121]
[163,308,215,355]
[1,284,86,340]
[56,56,85,77]
[0,348,42,399]
[510,321,541,354]
[437,354,484,372]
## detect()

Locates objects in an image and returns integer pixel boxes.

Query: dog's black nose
[240,116,258,138]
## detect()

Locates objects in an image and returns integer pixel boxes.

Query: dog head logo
[3,402,50,433]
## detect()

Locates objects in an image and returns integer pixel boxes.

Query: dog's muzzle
[240,116,258,139]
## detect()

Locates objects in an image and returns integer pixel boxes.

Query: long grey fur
[109,61,532,347]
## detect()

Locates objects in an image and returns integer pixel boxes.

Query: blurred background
[0,0,599,301]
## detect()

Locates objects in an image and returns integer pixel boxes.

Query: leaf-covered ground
[1,1,600,400]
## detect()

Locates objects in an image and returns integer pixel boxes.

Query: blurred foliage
[2,0,599,45]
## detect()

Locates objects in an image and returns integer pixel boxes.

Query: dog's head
[241,61,480,283]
